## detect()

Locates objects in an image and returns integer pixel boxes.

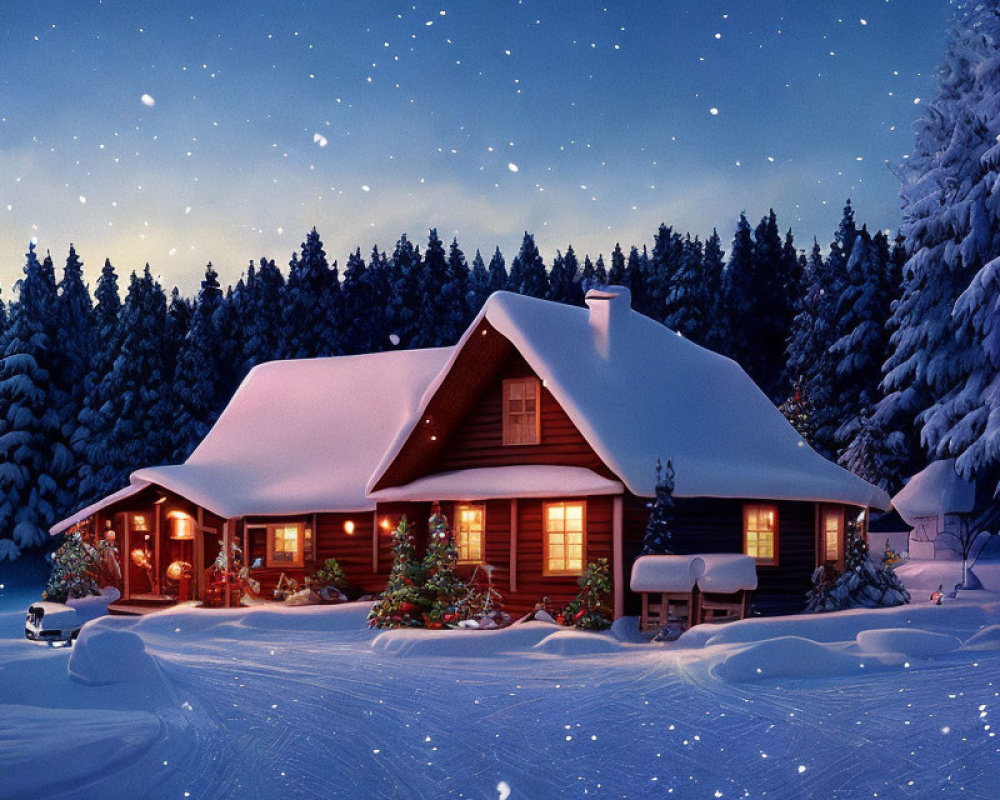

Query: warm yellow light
[166,560,192,581]
[343,520,356,535]
[380,517,392,531]
[132,513,149,532]
[169,513,195,540]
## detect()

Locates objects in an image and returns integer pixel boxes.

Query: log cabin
[51,287,889,617]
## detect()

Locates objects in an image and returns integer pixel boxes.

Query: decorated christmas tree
[421,504,469,627]
[42,532,103,603]
[779,378,813,443]
[563,558,612,630]
[368,516,427,628]
[640,460,675,555]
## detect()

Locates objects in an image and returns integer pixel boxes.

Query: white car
[24,602,83,645]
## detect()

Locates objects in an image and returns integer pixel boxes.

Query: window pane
[548,505,564,523]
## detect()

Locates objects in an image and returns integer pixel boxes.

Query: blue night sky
[1,1,949,295]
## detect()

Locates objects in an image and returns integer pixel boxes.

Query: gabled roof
[51,348,452,531]
[892,459,975,524]
[370,290,890,510]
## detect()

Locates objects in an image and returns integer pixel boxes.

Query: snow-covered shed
[53,287,888,617]
[892,460,975,561]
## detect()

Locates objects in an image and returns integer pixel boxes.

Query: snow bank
[66,585,121,621]
[855,628,962,659]
[531,629,628,655]
[712,636,862,683]
[694,554,757,593]
[630,555,704,592]
[0,705,161,798]
[964,624,1000,650]
[372,622,562,658]
[679,599,1000,648]
[69,621,164,686]
[895,561,1000,592]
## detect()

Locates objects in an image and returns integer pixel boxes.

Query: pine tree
[386,233,423,348]
[368,516,427,628]
[592,254,607,292]
[818,521,910,610]
[778,378,814,444]
[341,249,378,355]
[701,229,725,350]
[54,245,96,515]
[421,505,469,627]
[608,243,627,286]
[510,232,548,298]
[879,2,1000,488]
[647,224,682,321]
[172,263,225,462]
[446,238,472,331]
[240,257,285,369]
[42,531,107,602]
[562,558,612,630]
[282,228,340,358]
[412,229,452,348]
[0,244,67,559]
[663,235,707,342]
[625,245,647,313]
[718,213,755,363]
[487,246,508,295]
[76,258,123,506]
[468,249,491,312]
[546,251,572,303]
[640,460,675,555]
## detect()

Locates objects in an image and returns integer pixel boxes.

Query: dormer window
[502,377,540,445]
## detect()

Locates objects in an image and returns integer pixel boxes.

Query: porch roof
[368,465,624,503]
[50,481,151,535]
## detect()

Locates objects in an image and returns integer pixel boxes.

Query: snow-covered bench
[630,553,758,632]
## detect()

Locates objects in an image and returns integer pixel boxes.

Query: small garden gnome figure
[930,584,944,605]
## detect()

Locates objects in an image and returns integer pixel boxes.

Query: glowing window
[822,507,843,564]
[503,377,540,445]
[455,504,485,563]
[544,501,585,575]
[744,504,778,566]
[267,523,304,568]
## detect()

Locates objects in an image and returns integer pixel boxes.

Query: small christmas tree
[368,516,427,628]
[807,521,910,612]
[804,565,838,613]
[640,459,675,556]
[43,532,103,603]
[421,504,469,628]
[563,558,612,630]
[779,378,813,443]
[312,558,348,590]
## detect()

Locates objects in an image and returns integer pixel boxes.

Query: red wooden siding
[431,350,611,475]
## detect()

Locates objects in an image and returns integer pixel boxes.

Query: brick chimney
[585,286,632,359]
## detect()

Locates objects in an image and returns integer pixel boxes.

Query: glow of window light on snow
[140,93,155,107]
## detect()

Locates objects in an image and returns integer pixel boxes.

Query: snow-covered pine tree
[564,245,583,303]
[640,459,676,556]
[701,229,725,350]
[592,254,607,293]
[663,234,707,343]
[172,263,225,462]
[778,377,814,444]
[467,249,491,313]
[579,254,595,291]
[341,248,380,355]
[281,228,341,358]
[239,257,285,370]
[487,246,508,295]
[718,212,755,365]
[883,2,1000,489]
[214,285,244,403]
[75,258,123,505]
[822,520,910,610]
[830,227,894,466]
[386,233,423,348]
[0,244,68,560]
[646,224,682,321]
[509,232,548,298]
[446,238,472,331]
[547,251,569,303]
[54,245,96,516]
[625,245,647,314]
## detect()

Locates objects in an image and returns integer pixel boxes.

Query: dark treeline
[0,204,904,561]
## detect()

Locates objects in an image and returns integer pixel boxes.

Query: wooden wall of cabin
[430,350,613,477]
[623,495,822,612]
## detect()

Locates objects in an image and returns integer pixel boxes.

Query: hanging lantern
[169,513,195,540]
[165,560,192,582]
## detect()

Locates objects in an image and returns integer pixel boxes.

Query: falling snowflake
[709,107,719,116]
[313,133,328,147]
[140,93,155,107]
[507,163,519,173]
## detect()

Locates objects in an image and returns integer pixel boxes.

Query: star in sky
[1,0,948,294]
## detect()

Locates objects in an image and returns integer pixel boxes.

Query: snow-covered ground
[2,562,1000,799]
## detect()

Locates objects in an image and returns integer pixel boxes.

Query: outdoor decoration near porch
[640,459,675,556]
[805,521,910,613]
[563,558,612,630]
[129,543,155,591]
[42,531,116,603]
[368,516,425,628]
[422,504,469,627]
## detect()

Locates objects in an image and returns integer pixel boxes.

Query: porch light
[343,520,356,535]
[380,517,392,531]
[169,512,195,540]
[154,495,167,504]
[132,513,150,532]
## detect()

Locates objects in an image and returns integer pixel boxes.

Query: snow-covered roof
[51,348,453,532]
[50,481,152,535]
[368,465,624,503]
[892,459,975,525]
[371,288,890,509]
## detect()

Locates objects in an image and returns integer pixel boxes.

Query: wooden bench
[640,588,699,633]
